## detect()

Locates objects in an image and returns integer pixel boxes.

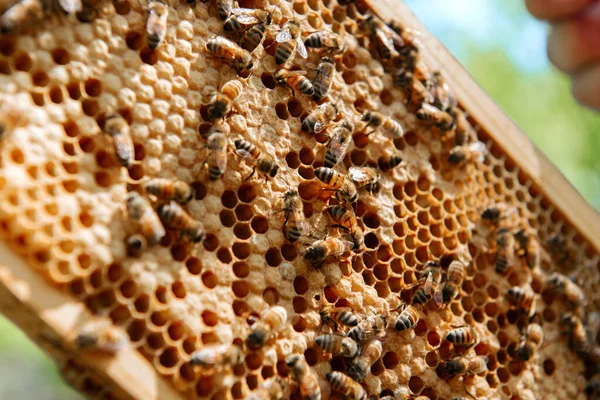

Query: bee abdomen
[315,167,334,184]
[395,315,415,332]
[246,328,267,350]
[302,118,316,133]
[147,34,161,49]
[304,33,322,48]
[223,17,240,31]
[275,42,293,65]
[413,290,430,305]
[209,166,224,181]
[378,155,403,172]
[297,77,314,95]
[323,150,338,168]
[495,254,509,274]
[336,311,358,327]
[258,158,279,177]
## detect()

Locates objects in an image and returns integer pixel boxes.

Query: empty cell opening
[265,248,282,267]
[82,99,99,116]
[275,102,290,120]
[232,280,249,297]
[140,47,158,65]
[202,271,217,288]
[217,247,233,263]
[30,91,44,106]
[286,152,300,169]
[293,296,308,313]
[232,242,250,259]
[201,310,218,326]
[32,71,49,87]
[203,234,219,251]
[288,98,303,117]
[233,262,249,278]
[299,147,314,165]
[293,276,309,294]
[238,183,257,203]
[251,215,269,233]
[186,257,202,275]
[263,287,279,305]
[66,82,82,99]
[14,53,32,71]
[408,376,424,394]
[235,204,253,221]
[261,72,276,89]
[220,209,236,227]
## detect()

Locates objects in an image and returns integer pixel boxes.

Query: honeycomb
[0,0,599,399]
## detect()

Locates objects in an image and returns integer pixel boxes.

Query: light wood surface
[0,242,184,400]
[369,0,600,252]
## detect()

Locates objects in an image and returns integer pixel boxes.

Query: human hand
[526,0,600,109]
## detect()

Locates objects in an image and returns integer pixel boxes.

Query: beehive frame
[0,0,598,399]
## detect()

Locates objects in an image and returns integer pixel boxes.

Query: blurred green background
[0,0,598,398]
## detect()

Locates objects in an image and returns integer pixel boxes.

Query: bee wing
[469,141,488,162]
[375,28,395,54]
[338,240,354,254]
[276,28,292,43]
[236,148,254,162]
[433,288,444,307]
[214,149,228,171]
[230,10,260,25]
[348,167,372,186]
[422,271,434,295]
[296,37,308,58]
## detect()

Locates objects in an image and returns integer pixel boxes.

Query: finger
[572,64,600,110]
[547,12,600,73]
[526,0,590,21]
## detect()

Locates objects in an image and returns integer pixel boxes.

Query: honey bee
[360,15,402,61]
[547,272,586,309]
[246,377,286,400]
[246,305,288,350]
[314,167,358,204]
[513,229,540,270]
[203,126,229,181]
[560,312,590,354]
[446,326,477,349]
[349,167,379,194]
[216,0,234,20]
[283,213,308,243]
[326,371,367,400]
[416,103,454,131]
[146,0,168,50]
[481,203,513,226]
[240,23,268,53]
[302,101,338,134]
[304,31,345,55]
[320,306,359,330]
[157,201,205,242]
[303,236,354,269]
[282,189,303,224]
[448,141,487,165]
[190,343,244,369]
[379,387,411,400]
[450,107,473,146]
[442,260,466,303]
[378,154,403,172]
[234,138,279,180]
[312,57,336,102]
[324,120,354,168]
[326,205,364,250]
[274,68,314,96]
[427,71,453,110]
[507,286,536,319]
[315,334,359,358]
[126,192,166,245]
[206,79,244,121]
[206,36,254,74]
[348,338,383,381]
[412,261,443,306]
[145,178,193,204]
[223,7,271,32]
[443,356,488,378]
[275,20,307,65]
[125,233,147,257]
[348,314,386,343]
[546,235,572,265]
[361,111,404,139]
[103,113,134,168]
[494,227,516,274]
[285,355,321,400]
[515,323,544,361]
[75,318,128,354]
[394,68,434,106]
[394,303,420,332]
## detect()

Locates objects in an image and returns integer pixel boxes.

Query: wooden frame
[0,2,598,400]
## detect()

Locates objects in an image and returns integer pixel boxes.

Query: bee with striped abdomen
[494,227,516,275]
[302,101,338,134]
[394,303,420,332]
[348,338,382,381]
[223,7,271,32]
[320,306,359,330]
[103,113,134,168]
[202,125,228,181]
[443,356,487,379]
[348,314,386,343]
[206,36,254,74]
[282,189,303,224]
[157,201,205,242]
[442,259,467,303]
[361,111,404,139]
[275,20,307,65]
[416,103,454,131]
[507,286,536,319]
[448,141,487,165]
[446,326,477,349]
[312,57,336,102]
[326,205,364,250]
[348,167,379,194]
[215,0,234,20]
[378,154,403,172]
[514,228,541,270]
[516,323,544,361]
[303,236,353,269]
[315,167,358,204]
[240,22,268,52]
[316,334,359,358]
[246,305,287,350]
[394,68,434,106]
[75,318,127,354]
[234,138,279,180]
[304,30,345,55]
[560,312,590,355]
[145,178,193,204]
[146,0,168,50]
[324,120,353,168]
[286,355,321,400]
[274,68,314,96]
[126,192,165,245]
[411,261,443,306]
[547,272,586,309]
[327,371,367,400]
[190,343,244,369]
[360,15,401,61]
[205,79,243,121]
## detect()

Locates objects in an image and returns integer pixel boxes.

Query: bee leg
[329,224,350,232]
[244,167,256,182]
